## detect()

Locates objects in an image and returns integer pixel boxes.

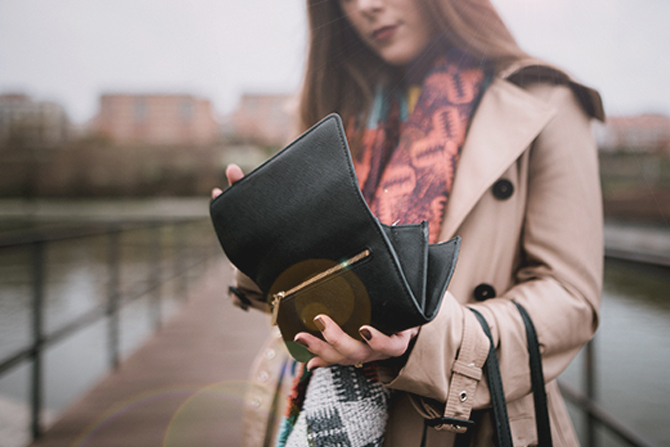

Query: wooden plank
[29,260,271,447]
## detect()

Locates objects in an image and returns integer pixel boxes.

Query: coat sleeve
[379,84,603,425]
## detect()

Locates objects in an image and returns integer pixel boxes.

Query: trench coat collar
[437,77,556,241]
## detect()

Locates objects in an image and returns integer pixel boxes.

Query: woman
[218,0,604,445]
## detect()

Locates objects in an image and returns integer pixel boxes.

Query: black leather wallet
[210,114,460,362]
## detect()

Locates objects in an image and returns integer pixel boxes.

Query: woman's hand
[211,163,245,199]
[295,315,419,371]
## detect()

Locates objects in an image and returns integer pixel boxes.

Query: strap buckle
[228,285,251,311]
[425,416,475,431]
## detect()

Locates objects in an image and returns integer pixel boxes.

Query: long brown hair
[299,0,527,137]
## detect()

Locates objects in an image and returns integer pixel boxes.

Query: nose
[354,0,384,15]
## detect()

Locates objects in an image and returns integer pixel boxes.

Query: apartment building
[93,94,219,146]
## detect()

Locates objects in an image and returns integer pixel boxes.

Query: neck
[403,34,452,85]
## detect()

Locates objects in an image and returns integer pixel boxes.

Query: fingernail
[359,328,372,341]
[294,337,309,348]
[313,316,326,331]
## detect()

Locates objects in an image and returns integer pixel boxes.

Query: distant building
[0,93,69,147]
[231,93,296,146]
[597,113,670,153]
[93,94,219,146]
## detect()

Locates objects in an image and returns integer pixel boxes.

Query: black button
[474,283,496,301]
[492,179,514,200]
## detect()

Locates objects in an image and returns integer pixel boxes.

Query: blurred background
[0,1,668,447]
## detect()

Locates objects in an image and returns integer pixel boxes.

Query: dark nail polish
[359,328,372,341]
[294,337,309,348]
[314,316,326,331]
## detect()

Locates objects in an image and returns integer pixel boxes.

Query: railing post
[151,226,163,331]
[30,241,45,440]
[586,338,597,447]
[107,230,120,370]
[174,223,187,301]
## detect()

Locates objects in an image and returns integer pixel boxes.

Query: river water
[0,200,218,446]
[0,203,668,446]
[562,260,670,447]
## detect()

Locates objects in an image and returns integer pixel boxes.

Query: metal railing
[1,224,666,446]
[558,340,659,447]
[557,250,668,447]
[0,219,219,440]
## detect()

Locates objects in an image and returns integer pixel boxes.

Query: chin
[381,52,414,67]
[379,44,424,67]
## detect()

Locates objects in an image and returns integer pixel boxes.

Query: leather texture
[469,308,513,447]
[514,302,552,447]
[210,114,460,361]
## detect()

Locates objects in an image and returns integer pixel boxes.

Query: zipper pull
[271,292,284,326]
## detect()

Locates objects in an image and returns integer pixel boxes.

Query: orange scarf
[354,49,490,243]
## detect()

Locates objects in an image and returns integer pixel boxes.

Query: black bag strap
[421,304,552,447]
[513,302,552,447]
[469,308,514,447]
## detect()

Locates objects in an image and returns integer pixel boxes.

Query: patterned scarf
[355,47,489,243]
[276,48,489,447]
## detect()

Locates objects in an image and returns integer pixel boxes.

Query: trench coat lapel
[437,78,557,242]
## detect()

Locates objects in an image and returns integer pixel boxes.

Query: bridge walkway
[29,260,271,447]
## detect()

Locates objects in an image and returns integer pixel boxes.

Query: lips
[372,25,398,42]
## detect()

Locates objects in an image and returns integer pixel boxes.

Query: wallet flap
[425,237,461,318]
[381,222,428,308]
[210,114,379,295]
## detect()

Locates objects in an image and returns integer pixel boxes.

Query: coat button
[492,179,514,200]
[474,283,496,301]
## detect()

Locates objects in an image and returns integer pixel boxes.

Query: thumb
[226,164,245,185]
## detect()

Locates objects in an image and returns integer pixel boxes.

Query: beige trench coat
[234,60,605,447]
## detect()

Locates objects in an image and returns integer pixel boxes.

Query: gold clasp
[270,249,370,326]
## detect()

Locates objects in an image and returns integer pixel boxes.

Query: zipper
[271,249,371,326]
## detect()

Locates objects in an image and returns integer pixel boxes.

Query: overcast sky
[0,0,667,123]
